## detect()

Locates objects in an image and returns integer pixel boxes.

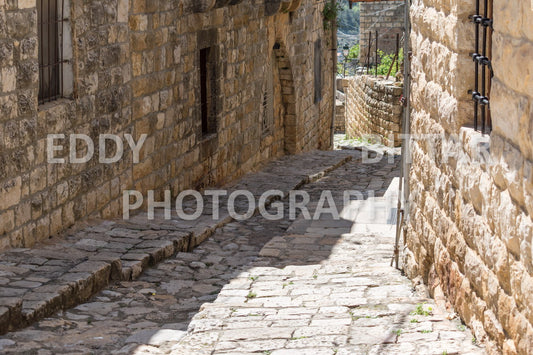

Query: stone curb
[0,151,353,335]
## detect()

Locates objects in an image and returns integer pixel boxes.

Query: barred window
[314,39,322,104]
[38,0,72,104]
[469,0,493,134]
[262,56,275,134]
[200,46,217,135]
[198,29,218,137]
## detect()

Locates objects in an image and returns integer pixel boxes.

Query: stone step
[0,151,352,335]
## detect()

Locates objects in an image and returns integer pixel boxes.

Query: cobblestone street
[0,151,485,354]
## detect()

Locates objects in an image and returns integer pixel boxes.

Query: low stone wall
[345,76,403,146]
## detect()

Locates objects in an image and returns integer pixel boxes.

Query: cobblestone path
[0,151,485,354]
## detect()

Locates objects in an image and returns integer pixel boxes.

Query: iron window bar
[468,0,493,134]
[38,0,69,104]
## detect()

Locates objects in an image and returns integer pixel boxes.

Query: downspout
[330,0,337,149]
[393,0,412,269]
[402,0,412,231]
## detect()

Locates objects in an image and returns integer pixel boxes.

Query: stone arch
[273,42,298,154]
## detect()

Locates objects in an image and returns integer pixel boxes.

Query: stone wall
[359,1,404,65]
[344,76,403,146]
[0,0,334,250]
[404,0,533,353]
[334,99,345,133]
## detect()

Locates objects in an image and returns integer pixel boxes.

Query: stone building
[0,0,334,251]
[403,0,533,353]
[358,0,404,65]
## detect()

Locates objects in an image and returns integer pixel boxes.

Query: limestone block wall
[0,0,334,250]
[345,76,403,146]
[404,0,533,353]
[359,1,405,65]
[334,100,345,133]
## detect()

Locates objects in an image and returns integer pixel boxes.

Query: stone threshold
[0,151,352,335]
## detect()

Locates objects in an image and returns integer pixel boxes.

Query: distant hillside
[338,30,359,49]
[337,0,360,36]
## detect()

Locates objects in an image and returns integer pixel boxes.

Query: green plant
[337,1,360,35]
[458,324,466,331]
[249,276,258,281]
[392,329,402,336]
[472,336,477,344]
[246,291,257,299]
[323,0,342,30]
[410,303,432,316]
[410,318,419,323]
[373,49,404,77]
[282,281,294,288]
[346,44,360,61]
[337,44,361,76]
[420,330,432,334]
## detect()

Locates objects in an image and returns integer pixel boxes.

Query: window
[469,0,493,134]
[199,47,217,135]
[262,56,275,134]
[314,39,322,104]
[37,0,72,104]
[198,29,218,136]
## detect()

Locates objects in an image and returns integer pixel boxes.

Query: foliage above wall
[322,0,341,30]
[338,0,360,35]
[375,49,403,76]
[323,0,360,33]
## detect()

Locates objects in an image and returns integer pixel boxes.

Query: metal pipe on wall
[330,0,337,150]
[393,0,411,269]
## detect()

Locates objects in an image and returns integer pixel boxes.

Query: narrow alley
[0,151,485,354]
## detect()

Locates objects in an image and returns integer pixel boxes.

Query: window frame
[197,29,219,138]
[314,39,323,104]
[37,0,73,105]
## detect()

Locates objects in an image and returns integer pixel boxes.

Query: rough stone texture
[345,76,403,147]
[0,150,485,354]
[359,1,405,65]
[404,0,533,354]
[0,0,334,250]
[0,150,351,334]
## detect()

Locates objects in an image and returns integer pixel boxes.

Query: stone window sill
[38,97,75,112]
[199,133,218,144]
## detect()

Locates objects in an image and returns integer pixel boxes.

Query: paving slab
[0,150,351,335]
[0,150,486,354]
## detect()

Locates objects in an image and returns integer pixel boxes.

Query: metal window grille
[314,39,322,103]
[38,0,68,104]
[200,46,217,135]
[262,56,275,134]
[469,0,493,134]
